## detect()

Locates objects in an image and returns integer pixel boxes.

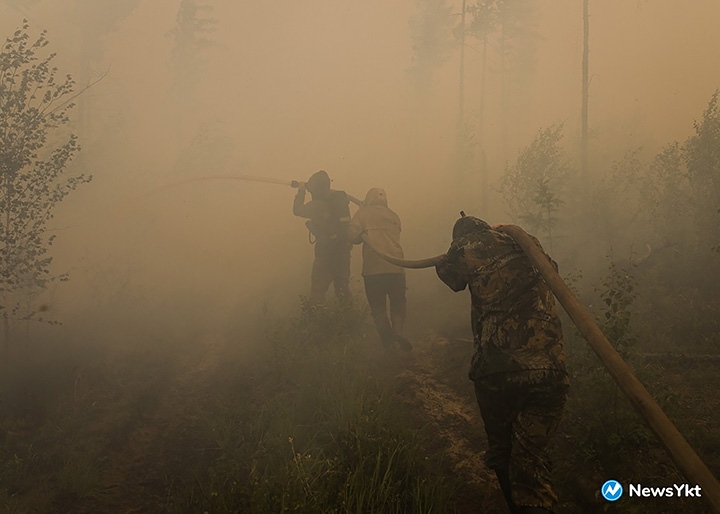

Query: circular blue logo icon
[601,480,623,501]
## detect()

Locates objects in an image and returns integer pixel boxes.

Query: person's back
[436,218,565,379]
[292,170,352,303]
[351,188,404,276]
[293,173,351,242]
[435,215,567,514]
[349,188,411,351]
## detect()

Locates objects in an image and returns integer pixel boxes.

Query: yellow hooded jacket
[348,188,405,276]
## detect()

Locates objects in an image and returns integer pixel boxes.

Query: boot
[495,468,516,513]
[394,334,413,352]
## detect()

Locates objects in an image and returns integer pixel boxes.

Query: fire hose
[142,174,364,206]
[362,225,720,513]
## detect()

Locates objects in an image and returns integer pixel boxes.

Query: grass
[173,300,457,514]
[0,299,460,513]
[1,280,718,513]
[553,263,720,514]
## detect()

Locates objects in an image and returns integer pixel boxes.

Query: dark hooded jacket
[293,171,351,241]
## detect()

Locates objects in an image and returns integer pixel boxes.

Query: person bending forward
[435,215,569,514]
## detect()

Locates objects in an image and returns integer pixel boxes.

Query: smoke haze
[1,0,719,344]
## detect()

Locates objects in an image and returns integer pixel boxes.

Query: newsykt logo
[601,480,624,501]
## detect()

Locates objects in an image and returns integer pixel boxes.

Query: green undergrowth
[0,339,183,512]
[0,300,457,513]
[171,299,457,514]
[557,333,720,514]
[554,261,720,513]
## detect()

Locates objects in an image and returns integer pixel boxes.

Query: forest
[1,1,719,513]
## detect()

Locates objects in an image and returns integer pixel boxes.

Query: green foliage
[684,90,720,248]
[641,142,693,246]
[685,90,720,197]
[495,0,538,80]
[575,149,648,259]
[558,257,642,471]
[407,0,456,89]
[556,252,719,513]
[561,268,583,310]
[468,0,499,40]
[169,0,217,94]
[629,91,720,257]
[559,323,719,513]
[0,22,91,347]
[174,302,455,514]
[499,124,569,248]
[468,0,538,88]
[595,257,638,359]
[73,0,142,36]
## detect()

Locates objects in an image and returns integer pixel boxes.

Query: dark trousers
[310,239,352,303]
[363,273,406,346]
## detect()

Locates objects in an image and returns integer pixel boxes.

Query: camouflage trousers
[473,370,569,511]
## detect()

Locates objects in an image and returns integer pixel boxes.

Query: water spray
[140,174,363,206]
[141,174,296,198]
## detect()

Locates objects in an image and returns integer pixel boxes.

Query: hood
[307,170,331,196]
[364,188,388,207]
[452,215,490,241]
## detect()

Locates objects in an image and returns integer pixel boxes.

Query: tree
[468,0,499,214]
[169,0,217,98]
[684,90,720,249]
[167,0,219,167]
[581,0,589,180]
[71,0,142,135]
[0,22,92,356]
[407,0,456,91]
[0,0,41,12]
[641,142,692,247]
[498,124,569,252]
[494,0,537,162]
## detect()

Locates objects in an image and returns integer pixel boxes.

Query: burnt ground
[121,333,504,513]
[10,331,508,514]
[64,332,225,514]
[4,324,716,514]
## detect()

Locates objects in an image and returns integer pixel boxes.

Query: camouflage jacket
[435,227,566,380]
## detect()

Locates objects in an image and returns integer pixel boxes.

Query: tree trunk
[3,315,9,362]
[457,0,466,131]
[500,23,507,165]
[456,0,467,191]
[581,0,589,180]
[479,34,488,216]
[3,190,9,360]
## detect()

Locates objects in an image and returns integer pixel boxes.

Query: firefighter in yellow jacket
[348,188,411,351]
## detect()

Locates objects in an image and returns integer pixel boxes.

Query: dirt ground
[46,332,510,514]
[7,324,714,514]
[390,336,506,513]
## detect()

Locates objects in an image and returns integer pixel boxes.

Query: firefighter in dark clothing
[293,170,352,303]
[435,215,569,514]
